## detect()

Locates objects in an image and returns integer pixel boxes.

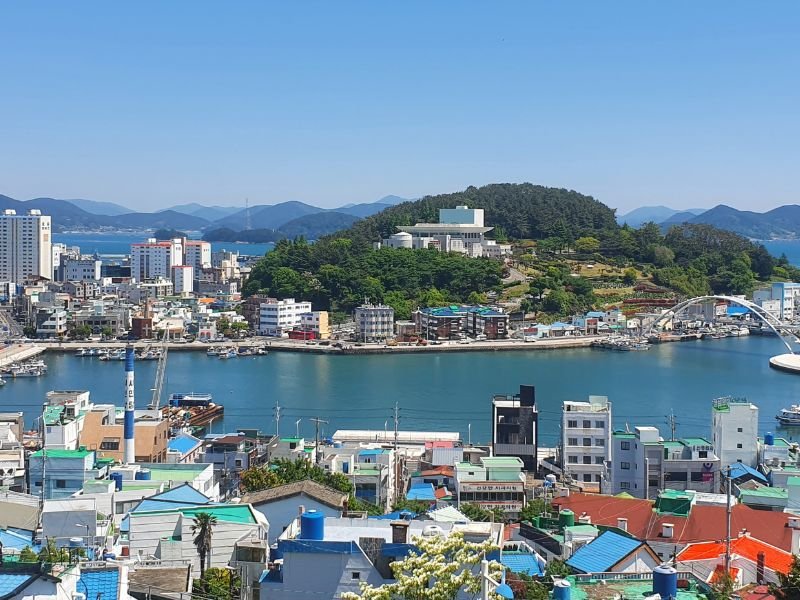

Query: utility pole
[725,464,732,575]
[310,417,328,465]
[393,402,400,503]
[273,400,281,438]
[665,411,678,441]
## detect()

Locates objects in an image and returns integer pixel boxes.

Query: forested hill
[333,183,618,244]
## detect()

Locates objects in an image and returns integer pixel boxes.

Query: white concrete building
[386,205,492,255]
[62,257,101,281]
[562,396,612,491]
[172,265,194,294]
[0,209,52,284]
[752,283,800,321]
[354,303,395,341]
[131,238,183,282]
[184,240,211,273]
[711,396,759,468]
[258,298,312,336]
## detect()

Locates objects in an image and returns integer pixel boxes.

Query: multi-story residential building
[711,396,759,468]
[35,307,68,338]
[28,448,107,499]
[491,384,538,471]
[299,310,331,339]
[130,238,183,282]
[258,298,313,336]
[562,396,612,491]
[62,257,102,281]
[172,265,194,294]
[0,209,52,284]
[753,283,800,321]
[354,303,395,341]
[414,305,509,340]
[79,405,170,463]
[454,456,526,517]
[202,433,255,472]
[609,427,720,499]
[74,307,128,336]
[184,240,211,273]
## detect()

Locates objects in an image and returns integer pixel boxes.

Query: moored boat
[776,405,800,426]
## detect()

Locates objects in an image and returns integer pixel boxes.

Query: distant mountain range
[0,193,412,238]
[618,203,800,239]
[617,205,706,227]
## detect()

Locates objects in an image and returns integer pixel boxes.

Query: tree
[392,497,435,514]
[191,512,218,579]
[575,236,600,253]
[712,570,735,600]
[240,465,280,492]
[101,326,113,339]
[518,499,549,523]
[19,546,38,562]
[193,567,240,600]
[467,291,488,305]
[340,532,503,600]
[773,553,800,600]
[622,268,638,286]
[544,558,572,579]
[460,503,505,523]
[23,325,37,339]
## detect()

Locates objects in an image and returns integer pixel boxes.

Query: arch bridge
[646,295,799,355]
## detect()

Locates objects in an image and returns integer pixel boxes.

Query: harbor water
[3,335,800,446]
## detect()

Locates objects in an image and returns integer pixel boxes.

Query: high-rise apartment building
[0,209,52,284]
[131,238,183,282]
[184,240,211,274]
[562,396,612,492]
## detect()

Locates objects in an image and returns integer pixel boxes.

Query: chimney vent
[662,523,674,538]
[617,518,628,532]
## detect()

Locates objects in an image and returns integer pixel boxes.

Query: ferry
[776,406,800,426]
[168,392,213,407]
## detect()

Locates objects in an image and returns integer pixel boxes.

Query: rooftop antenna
[665,411,678,441]
[310,417,329,465]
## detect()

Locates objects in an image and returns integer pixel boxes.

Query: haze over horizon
[1,2,799,214]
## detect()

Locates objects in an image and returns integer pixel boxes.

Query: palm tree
[191,512,217,579]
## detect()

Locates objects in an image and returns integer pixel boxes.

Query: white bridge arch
[646,295,799,354]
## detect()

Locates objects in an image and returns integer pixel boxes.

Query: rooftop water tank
[110,472,123,491]
[390,232,413,249]
[300,510,325,541]
[553,579,571,600]
[653,565,678,600]
[765,432,775,446]
[135,468,151,481]
[558,509,575,528]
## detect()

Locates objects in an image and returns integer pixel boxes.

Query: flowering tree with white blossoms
[341,532,505,600]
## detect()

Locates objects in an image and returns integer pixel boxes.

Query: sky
[1,2,799,214]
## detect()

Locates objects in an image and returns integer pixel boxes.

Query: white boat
[75,348,90,357]
[206,347,221,357]
[100,349,125,362]
[11,366,44,378]
[0,377,5,386]
[776,405,800,426]
[219,348,237,360]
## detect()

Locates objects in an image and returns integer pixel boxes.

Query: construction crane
[148,330,169,410]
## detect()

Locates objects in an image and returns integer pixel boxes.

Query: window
[352,572,361,580]
[595,421,605,429]
[583,456,591,464]
[620,482,631,490]
[568,437,578,446]
[235,459,243,468]
[595,456,605,464]
[621,462,631,470]
[567,420,577,428]
[100,438,120,451]
[621,441,631,450]
[583,438,591,447]
[583,420,591,428]
[691,472,705,482]
[568,456,578,464]
[56,479,66,488]
[667,471,688,482]
[583,474,592,482]
[595,474,602,482]
[737,427,743,433]
[596,439,605,447]
[737,443,743,449]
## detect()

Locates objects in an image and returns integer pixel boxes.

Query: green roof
[280,437,302,443]
[663,441,685,449]
[613,432,636,439]
[355,468,381,476]
[43,406,65,426]
[145,466,208,482]
[564,525,598,536]
[142,505,256,524]
[566,576,708,600]
[682,437,712,446]
[481,457,523,467]
[31,448,92,459]
[740,487,788,500]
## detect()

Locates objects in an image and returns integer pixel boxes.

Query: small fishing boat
[75,348,90,357]
[219,348,238,360]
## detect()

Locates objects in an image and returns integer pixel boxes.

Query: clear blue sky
[1,2,798,213]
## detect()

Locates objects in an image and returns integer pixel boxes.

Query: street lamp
[76,523,92,554]
[480,559,514,599]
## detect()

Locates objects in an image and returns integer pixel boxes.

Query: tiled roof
[241,480,347,510]
[553,493,796,551]
[0,574,35,598]
[566,531,644,573]
[678,535,793,574]
[418,466,454,477]
[79,569,120,600]
[0,528,35,551]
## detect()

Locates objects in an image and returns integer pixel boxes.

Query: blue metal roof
[79,569,120,600]
[501,552,545,577]
[0,528,35,551]
[359,449,388,456]
[727,306,750,316]
[370,510,417,520]
[566,531,643,574]
[729,462,768,484]
[122,484,213,531]
[278,540,358,554]
[167,434,202,455]
[406,483,436,501]
[586,311,605,318]
[0,574,35,598]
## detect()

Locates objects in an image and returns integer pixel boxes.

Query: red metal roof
[552,494,795,551]
[740,585,776,600]
[419,466,454,477]
[425,441,455,449]
[678,535,793,574]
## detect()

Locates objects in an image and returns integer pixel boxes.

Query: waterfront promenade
[32,336,595,355]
